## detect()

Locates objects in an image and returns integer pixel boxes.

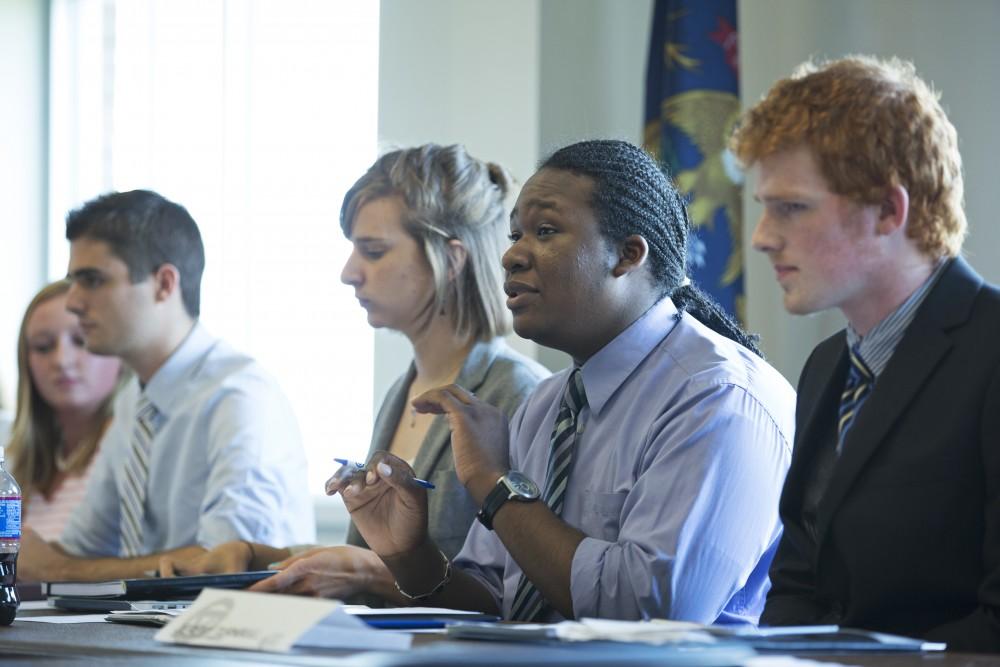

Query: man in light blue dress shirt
[18,189,314,582]
[330,140,794,623]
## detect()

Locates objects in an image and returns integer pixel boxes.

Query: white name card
[155,588,410,653]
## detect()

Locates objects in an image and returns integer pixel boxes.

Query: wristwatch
[477,471,540,530]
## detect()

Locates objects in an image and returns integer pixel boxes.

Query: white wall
[375,0,544,406]
[536,0,652,370]
[538,0,652,154]
[0,0,48,413]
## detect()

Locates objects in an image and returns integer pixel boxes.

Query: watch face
[504,471,540,499]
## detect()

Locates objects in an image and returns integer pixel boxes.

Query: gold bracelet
[394,550,451,601]
[240,540,257,569]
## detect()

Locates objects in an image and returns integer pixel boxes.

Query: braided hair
[541,139,761,356]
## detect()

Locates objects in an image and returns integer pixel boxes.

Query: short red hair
[731,55,965,258]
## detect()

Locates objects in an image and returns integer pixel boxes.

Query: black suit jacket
[761,257,1000,652]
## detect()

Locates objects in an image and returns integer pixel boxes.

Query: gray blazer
[346,338,549,558]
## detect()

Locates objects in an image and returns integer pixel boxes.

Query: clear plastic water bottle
[0,446,21,626]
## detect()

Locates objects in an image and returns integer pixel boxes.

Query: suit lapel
[816,257,982,542]
[411,340,500,480]
[787,337,849,508]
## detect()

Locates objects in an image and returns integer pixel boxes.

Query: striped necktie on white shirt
[120,395,162,557]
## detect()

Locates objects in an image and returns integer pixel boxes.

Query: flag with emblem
[643,0,744,323]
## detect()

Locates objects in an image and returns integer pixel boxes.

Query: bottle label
[0,497,20,539]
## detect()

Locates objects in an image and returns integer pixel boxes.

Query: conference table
[2,606,997,667]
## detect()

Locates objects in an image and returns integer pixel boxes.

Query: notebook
[105,609,186,626]
[53,597,193,613]
[449,620,947,652]
[41,570,275,600]
[725,625,947,652]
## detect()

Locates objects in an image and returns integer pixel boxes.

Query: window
[49,0,380,538]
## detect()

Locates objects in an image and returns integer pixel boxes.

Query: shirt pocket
[580,491,628,542]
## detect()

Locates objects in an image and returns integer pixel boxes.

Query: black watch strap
[477,473,539,530]
[477,480,512,531]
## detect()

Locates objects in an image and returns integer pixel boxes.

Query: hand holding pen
[332,458,435,489]
[325,451,431,559]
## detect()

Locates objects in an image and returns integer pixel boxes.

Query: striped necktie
[509,368,587,621]
[837,346,873,454]
[120,395,162,557]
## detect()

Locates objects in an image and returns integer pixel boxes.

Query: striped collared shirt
[846,258,949,378]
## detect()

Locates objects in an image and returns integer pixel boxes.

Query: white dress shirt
[61,323,315,557]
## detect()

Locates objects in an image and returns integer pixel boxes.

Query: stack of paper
[554,618,715,644]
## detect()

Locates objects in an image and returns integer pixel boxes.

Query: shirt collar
[580,297,680,416]
[143,321,215,416]
[846,258,948,377]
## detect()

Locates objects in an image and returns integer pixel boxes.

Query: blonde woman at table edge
[6,280,124,541]
[159,144,549,603]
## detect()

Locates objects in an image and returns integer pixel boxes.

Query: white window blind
[48,1,378,529]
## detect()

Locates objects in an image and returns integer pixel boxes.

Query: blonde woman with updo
[6,281,123,540]
[161,145,549,603]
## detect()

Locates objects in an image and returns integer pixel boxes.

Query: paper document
[155,588,411,653]
[296,612,412,651]
[343,605,498,629]
[343,605,489,617]
[558,618,712,644]
[16,614,109,624]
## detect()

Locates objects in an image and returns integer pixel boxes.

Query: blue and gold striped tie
[120,395,162,557]
[509,368,587,621]
[837,346,873,454]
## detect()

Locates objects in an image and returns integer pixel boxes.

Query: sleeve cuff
[569,536,611,618]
